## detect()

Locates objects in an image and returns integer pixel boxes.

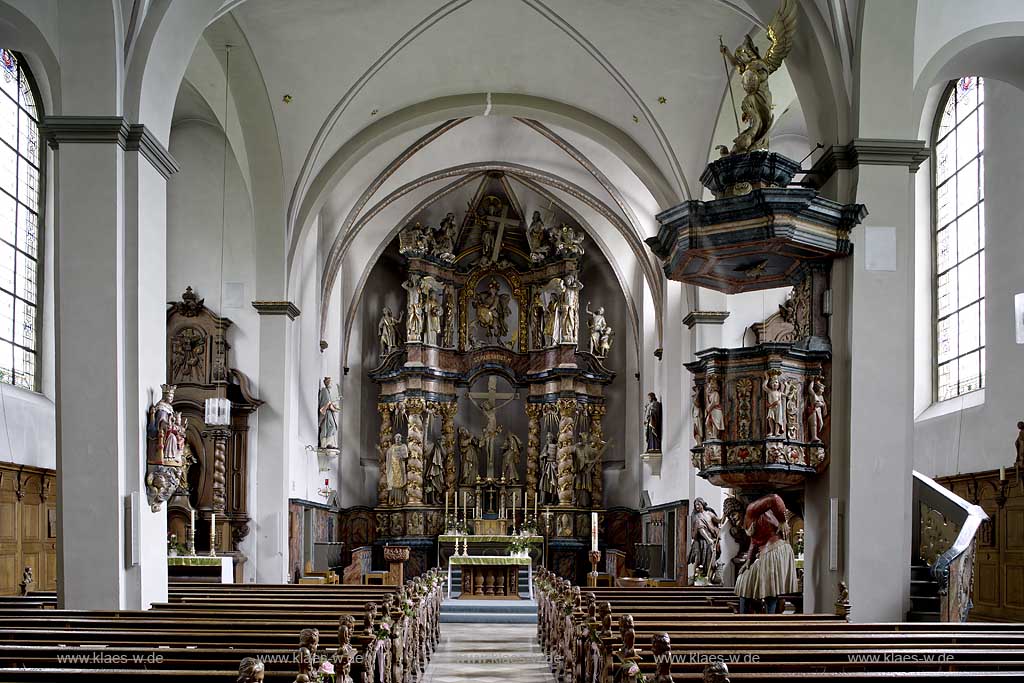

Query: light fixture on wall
[205,44,233,427]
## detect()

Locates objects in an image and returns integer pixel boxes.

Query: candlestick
[209,513,218,557]
[188,508,196,556]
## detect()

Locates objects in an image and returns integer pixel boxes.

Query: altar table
[167,556,234,583]
[448,555,532,600]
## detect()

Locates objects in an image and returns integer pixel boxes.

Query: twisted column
[589,404,606,508]
[556,398,577,507]
[377,403,394,505]
[405,398,426,505]
[204,426,230,512]
[525,403,542,494]
[440,402,458,494]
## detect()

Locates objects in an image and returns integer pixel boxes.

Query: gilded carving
[405,399,426,505]
[525,403,542,493]
[920,503,961,567]
[556,399,577,506]
[735,378,753,440]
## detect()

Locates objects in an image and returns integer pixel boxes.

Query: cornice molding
[805,138,929,189]
[252,301,301,319]
[683,311,730,328]
[39,116,180,179]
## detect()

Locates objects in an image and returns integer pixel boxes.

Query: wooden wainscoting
[936,469,1024,622]
[0,461,57,595]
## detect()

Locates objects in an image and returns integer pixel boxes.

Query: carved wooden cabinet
[0,462,56,595]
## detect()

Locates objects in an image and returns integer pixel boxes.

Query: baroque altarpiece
[164,287,263,581]
[368,175,617,578]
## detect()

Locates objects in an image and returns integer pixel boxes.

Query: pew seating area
[535,567,1024,682]
[0,571,445,681]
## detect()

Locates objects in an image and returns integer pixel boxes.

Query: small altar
[167,556,234,584]
[438,533,543,566]
[448,555,532,600]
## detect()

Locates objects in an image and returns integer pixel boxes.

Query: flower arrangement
[506,538,531,557]
[166,532,186,557]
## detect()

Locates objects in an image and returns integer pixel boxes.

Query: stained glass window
[934,77,984,401]
[0,50,41,390]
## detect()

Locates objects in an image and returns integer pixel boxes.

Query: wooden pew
[0,569,446,683]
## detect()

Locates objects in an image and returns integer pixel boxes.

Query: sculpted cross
[467,376,518,478]
[484,203,521,262]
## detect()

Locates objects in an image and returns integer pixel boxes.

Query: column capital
[251,300,301,319]
[805,138,930,189]
[682,311,730,329]
[40,116,180,179]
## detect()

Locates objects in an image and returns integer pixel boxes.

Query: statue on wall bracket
[145,383,188,512]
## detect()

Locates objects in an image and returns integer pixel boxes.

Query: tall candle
[190,508,195,534]
[463,491,467,523]
[445,491,449,520]
[534,492,537,517]
[1000,466,1007,482]
[591,512,598,553]
[210,512,217,556]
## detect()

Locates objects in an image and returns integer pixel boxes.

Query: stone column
[525,404,542,494]
[440,402,458,494]
[556,398,577,507]
[377,403,394,505]
[46,107,179,609]
[252,301,300,584]
[589,404,606,508]
[405,398,426,505]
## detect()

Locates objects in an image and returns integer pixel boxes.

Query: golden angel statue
[718,0,797,155]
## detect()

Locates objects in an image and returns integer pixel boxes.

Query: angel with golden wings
[718,0,797,155]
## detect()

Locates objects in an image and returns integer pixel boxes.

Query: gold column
[377,403,393,506]
[556,398,577,507]
[440,402,458,493]
[589,404,606,508]
[525,403,542,494]
[405,398,426,505]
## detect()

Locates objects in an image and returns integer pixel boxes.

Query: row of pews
[535,567,1024,682]
[0,571,445,681]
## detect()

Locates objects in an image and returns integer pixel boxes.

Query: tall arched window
[0,50,41,390]
[934,76,984,402]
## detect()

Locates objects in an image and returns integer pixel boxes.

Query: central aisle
[423,623,556,682]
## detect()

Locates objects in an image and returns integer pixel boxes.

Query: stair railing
[912,470,988,622]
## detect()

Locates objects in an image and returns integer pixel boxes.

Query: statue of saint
[424,290,443,346]
[705,378,725,440]
[530,292,546,349]
[318,377,340,450]
[734,493,798,614]
[691,384,704,445]
[526,210,549,261]
[431,212,457,261]
[573,433,608,508]
[458,428,480,485]
[763,372,786,438]
[424,441,445,505]
[553,224,584,257]
[544,296,559,345]
[382,434,408,506]
[687,498,721,580]
[500,433,522,482]
[19,566,33,596]
[378,307,403,358]
[560,274,584,344]
[717,0,796,155]
[147,384,185,465]
[586,303,609,356]
[442,283,456,348]
[644,392,662,453]
[1017,421,1024,469]
[807,378,827,443]
[471,279,512,347]
[402,275,424,342]
[539,431,559,504]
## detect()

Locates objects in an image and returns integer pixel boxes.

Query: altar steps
[440,598,539,624]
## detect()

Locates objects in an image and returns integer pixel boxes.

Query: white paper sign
[1015,293,1024,344]
[864,226,897,271]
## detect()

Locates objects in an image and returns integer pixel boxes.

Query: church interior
[1,0,1024,681]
